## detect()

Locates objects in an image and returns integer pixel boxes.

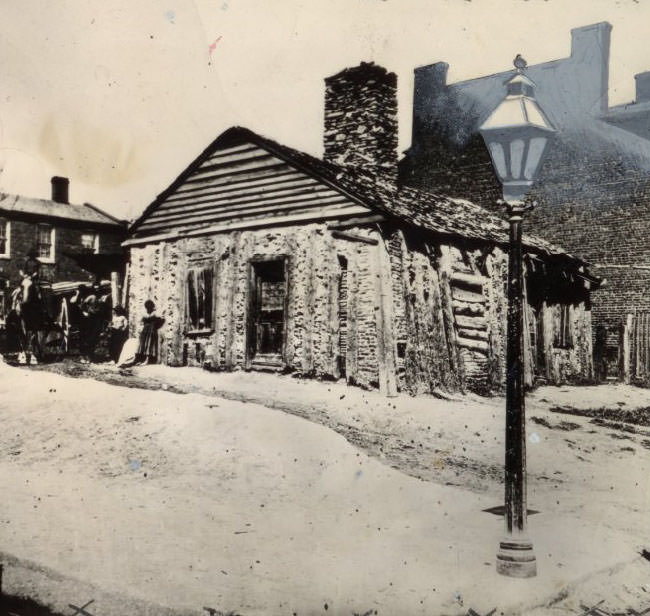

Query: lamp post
[479,55,556,578]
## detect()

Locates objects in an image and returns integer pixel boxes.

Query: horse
[7,277,65,364]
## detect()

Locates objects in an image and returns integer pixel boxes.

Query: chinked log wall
[386,230,508,395]
[128,223,593,394]
[128,223,392,390]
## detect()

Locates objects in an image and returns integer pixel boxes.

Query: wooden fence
[619,311,650,383]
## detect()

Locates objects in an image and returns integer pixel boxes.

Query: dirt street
[0,360,648,615]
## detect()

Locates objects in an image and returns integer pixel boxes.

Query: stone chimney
[323,62,398,183]
[51,176,69,204]
[635,71,650,103]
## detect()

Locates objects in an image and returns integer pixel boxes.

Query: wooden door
[248,259,287,367]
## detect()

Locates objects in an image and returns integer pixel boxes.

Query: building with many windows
[0,176,126,321]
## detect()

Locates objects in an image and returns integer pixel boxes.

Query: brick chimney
[635,71,650,103]
[323,62,398,183]
[51,176,69,204]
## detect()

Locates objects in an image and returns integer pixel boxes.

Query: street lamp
[479,55,556,578]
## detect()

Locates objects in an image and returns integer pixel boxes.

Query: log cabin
[123,62,600,396]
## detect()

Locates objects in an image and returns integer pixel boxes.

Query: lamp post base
[496,538,537,578]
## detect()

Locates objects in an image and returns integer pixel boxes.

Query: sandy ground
[1,360,650,615]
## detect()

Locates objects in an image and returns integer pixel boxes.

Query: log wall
[128,223,595,395]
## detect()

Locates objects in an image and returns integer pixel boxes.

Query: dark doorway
[248,258,287,368]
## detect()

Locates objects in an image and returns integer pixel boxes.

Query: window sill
[0,254,10,260]
[186,328,214,337]
[37,258,55,264]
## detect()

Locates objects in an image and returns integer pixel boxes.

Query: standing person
[135,300,164,365]
[108,305,129,363]
[70,285,88,360]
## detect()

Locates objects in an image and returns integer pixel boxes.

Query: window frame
[184,259,217,335]
[36,224,56,263]
[81,231,99,254]
[0,219,10,259]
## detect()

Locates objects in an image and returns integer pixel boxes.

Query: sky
[0,0,648,222]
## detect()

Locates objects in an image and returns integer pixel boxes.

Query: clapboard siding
[135,142,368,236]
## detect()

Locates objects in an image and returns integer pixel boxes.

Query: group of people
[110,299,164,367]
[79,294,164,366]
[1,266,164,367]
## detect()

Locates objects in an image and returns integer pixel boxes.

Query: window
[0,220,10,258]
[554,304,573,349]
[81,232,99,253]
[37,224,55,262]
[186,263,214,332]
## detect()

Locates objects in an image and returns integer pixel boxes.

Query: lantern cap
[479,55,557,203]
[479,55,555,134]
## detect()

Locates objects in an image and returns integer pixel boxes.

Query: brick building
[0,176,126,319]
[400,22,650,376]
[125,63,599,396]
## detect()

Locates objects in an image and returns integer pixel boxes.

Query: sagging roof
[0,193,126,229]
[128,126,587,269]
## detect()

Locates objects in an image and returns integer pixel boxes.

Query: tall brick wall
[401,22,650,367]
[400,126,647,358]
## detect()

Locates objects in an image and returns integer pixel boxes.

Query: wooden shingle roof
[127,126,587,268]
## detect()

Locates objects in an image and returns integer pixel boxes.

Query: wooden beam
[302,230,316,375]
[161,178,328,211]
[123,206,371,246]
[331,230,378,245]
[167,173,315,202]
[346,248,359,383]
[326,214,386,229]
[174,166,298,194]
[451,286,485,304]
[187,158,283,184]
[451,271,488,287]
[143,188,346,226]
[138,195,351,233]
[438,245,463,389]
[457,336,489,353]
[374,233,398,397]
[455,314,487,330]
[458,327,489,341]
[224,233,240,369]
[207,143,260,159]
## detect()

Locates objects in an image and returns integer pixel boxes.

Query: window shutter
[187,270,198,330]
[203,266,213,329]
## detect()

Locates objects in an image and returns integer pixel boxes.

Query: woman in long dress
[135,300,164,364]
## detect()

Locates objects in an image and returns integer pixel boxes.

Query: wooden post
[110,271,120,308]
[301,229,316,375]
[374,232,398,397]
[621,314,632,383]
[346,247,359,383]
[438,245,462,390]
[121,262,130,313]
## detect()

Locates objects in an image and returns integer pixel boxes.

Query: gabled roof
[0,192,125,229]
[128,126,585,267]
